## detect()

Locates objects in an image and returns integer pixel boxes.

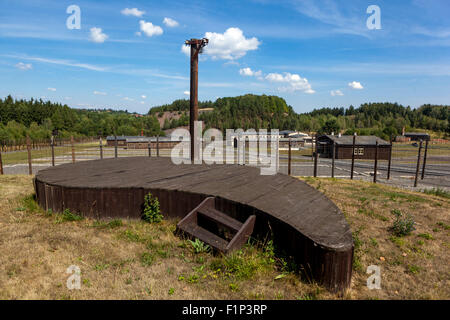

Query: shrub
[56,209,83,223]
[142,192,163,223]
[391,209,415,237]
[423,188,450,199]
[189,238,211,254]
[141,252,154,266]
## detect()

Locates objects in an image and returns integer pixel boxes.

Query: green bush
[423,188,450,199]
[142,192,163,223]
[56,209,83,223]
[141,252,154,266]
[391,209,415,237]
[189,238,211,254]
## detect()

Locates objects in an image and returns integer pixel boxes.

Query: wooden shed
[404,132,430,141]
[317,135,391,160]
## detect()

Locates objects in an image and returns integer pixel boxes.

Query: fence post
[387,136,393,180]
[148,140,152,157]
[27,136,32,175]
[51,136,55,166]
[313,134,318,177]
[414,140,423,188]
[351,133,356,180]
[276,134,280,172]
[0,148,3,175]
[373,140,378,184]
[331,141,336,178]
[114,135,118,158]
[99,138,103,159]
[71,136,75,163]
[421,139,429,180]
[288,137,291,176]
[157,135,160,157]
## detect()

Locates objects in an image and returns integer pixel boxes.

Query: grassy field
[1,142,105,165]
[0,175,448,300]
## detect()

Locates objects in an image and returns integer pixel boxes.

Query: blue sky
[1,0,449,114]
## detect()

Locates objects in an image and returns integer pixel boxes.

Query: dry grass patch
[0,175,327,300]
[1,175,448,300]
[299,177,450,300]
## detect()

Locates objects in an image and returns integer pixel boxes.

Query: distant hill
[149,95,449,139]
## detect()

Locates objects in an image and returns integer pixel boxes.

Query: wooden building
[404,132,430,141]
[317,135,391,160]
[106,136,127,147]
[106,136,182,149]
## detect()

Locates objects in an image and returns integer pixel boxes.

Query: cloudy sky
[1,0,449,113]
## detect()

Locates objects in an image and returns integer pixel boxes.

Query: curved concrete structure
[34,157,353,292]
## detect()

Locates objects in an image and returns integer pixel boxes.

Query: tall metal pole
[373,141,378,184]
[186,38,208,163]
[414,140,423,188]
[421,139,429,180]
[387,136,393,180]
[350,134,356,180]
[190,43,198,163]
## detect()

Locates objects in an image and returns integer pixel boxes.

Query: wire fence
[1,136,449,190]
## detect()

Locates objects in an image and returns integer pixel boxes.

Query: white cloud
[47,87,56,92]
[163,17,179,27]
[89,27,108,43]
[123,97,134,101]
[183,91,190,96]
[331,89,344,96]
[181,44,191,56]
[121,8,145,17]
[181,28,260,60]
[140,101,145,104]
[139,20,163,37]
[93,91,107,95]
[15,62,32,70]
[265,72,315,94]
[348,81,364,90]
[141,95,147,99]
[239,67,262,77]
[7,55,106,72]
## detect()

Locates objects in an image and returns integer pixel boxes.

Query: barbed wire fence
[1,135,449,190]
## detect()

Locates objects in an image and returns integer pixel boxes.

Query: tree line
[152,94,449,140]
[1,94,448,145]
[0,95,163,144]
